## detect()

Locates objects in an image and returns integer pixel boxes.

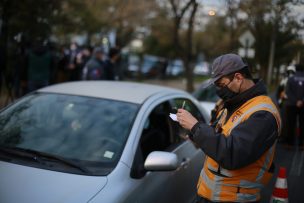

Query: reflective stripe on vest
[228,103,281,135]
[197,96,281,202]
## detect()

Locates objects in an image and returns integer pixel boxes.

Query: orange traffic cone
[271,167,288,203]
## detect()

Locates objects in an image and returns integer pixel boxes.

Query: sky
[198,0,304,39]
[200,0,304,18]
[199,0,226,16]
[290,3,304,39]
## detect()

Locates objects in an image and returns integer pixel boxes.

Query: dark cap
[209,53,247,85]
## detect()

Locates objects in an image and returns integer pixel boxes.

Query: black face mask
[216,86,238,101]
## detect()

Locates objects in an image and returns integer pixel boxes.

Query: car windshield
[0,93,139,175]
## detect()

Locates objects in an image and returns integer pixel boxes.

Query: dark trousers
[195,195,260,203]
[285,105,304,146]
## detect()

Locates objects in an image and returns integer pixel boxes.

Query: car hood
[0,161,107,203]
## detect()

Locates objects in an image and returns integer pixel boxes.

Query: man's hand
[176,109,198,130]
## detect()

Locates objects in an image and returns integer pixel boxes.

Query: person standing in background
[104,47,120,80]
[65,42,79,81]
[277,65,296,107]
[22,41,54,93]
[284,63,304,149]
[82,47,105,80]
[277,65,296,144]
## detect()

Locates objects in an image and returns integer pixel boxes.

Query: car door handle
[179,158,190,169]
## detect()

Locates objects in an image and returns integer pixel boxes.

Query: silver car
[0,81,209,203]
[192,79,218,115]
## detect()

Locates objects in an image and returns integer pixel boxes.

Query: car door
[166,98,206,203]
[125,98,205,203]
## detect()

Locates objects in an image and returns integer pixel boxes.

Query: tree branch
[180,0,195,18]
[169,0,178,16]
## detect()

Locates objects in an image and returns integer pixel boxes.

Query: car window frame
[130,95,206,179]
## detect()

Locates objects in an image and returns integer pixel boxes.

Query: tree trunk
[260,65,267,82]
[169,0,195,58]
[86,31,93,47]
[0,1,10,95]
[227,0,236,51]
[173,16,181,57]
[185,2,198,92]
[267,35,275,87]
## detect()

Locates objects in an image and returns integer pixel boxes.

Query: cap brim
[205,76,220,87]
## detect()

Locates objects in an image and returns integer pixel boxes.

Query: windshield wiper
[0,146,90,174]
[0,147,44,164]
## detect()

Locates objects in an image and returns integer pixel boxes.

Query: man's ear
[234,73,244,81]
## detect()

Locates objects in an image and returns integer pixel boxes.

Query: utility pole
[266,9,278,88]
[267,34,275,87]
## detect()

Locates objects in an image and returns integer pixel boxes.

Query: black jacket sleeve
[190,110,279,170]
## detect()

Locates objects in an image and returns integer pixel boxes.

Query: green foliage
[143,7,175,58]
[1,0,303,66]
[0,0,61,41]
[239,0,303,79]
[194,16,232,61]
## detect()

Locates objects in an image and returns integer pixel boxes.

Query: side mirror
[144,151,178,171]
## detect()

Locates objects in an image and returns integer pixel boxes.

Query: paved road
[261,143,304,202]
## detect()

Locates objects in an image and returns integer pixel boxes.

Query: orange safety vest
[197,95,281,202]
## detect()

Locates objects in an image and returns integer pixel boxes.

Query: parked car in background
[0,81,210,203]
[141,55,166,78]
[192,79,218,116]
[126,54,141,77]
[166,59,184,77]
[193,61,210,76]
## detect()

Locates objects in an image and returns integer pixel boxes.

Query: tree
[194,16,232,61]
[157,0,198,92]
[0,0,67,103]
[226,0,240,51]
[239,0,303,85]
[184,1,198,92]
[168,0,195,58]
[143,6,174,57]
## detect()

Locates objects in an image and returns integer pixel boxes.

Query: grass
[194,75,210,83]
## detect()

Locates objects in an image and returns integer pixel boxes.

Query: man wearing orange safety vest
[177,53,281,203]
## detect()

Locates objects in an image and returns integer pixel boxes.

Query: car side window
[171,98,206,123]
[131,101,181,179]
[130,98,206,179]
[139,102,173,159]
[169,98,206,142]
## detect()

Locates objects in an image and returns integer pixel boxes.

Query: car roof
[37,81,185,104]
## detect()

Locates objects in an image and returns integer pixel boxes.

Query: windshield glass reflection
[0,93,139,175]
